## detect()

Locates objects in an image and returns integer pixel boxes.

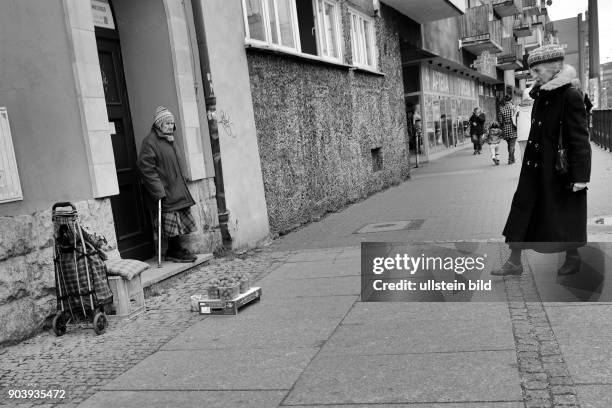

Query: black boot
[165,237,191,263]
[558,251,581,276]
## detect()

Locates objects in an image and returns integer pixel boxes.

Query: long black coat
[469,112,486,136]
[502,65,591,252]
[137,128,195,213]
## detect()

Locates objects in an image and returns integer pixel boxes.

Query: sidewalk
[1,143,611,408]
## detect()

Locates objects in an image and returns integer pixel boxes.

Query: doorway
[95,11,155,260]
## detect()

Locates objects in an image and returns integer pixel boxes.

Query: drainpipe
[191,0,232,248]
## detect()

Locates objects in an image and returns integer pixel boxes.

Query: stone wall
[247,4,410,234]
[0,199,118,346]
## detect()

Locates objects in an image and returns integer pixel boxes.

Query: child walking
[485,122,503,165]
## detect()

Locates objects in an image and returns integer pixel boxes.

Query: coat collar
[529,64,576,97]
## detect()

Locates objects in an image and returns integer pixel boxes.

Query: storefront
[417,63,479,157]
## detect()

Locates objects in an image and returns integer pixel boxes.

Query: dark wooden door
[96,28,154,260]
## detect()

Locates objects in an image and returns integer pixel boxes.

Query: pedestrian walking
[514,88,533,163]
[137,106,198,263]
[484,121,503,165]
[469,107,485,155]
[493,44,591,277]
[498,94,517,164]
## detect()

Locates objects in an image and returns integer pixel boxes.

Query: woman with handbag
[469,107,486,155]
[492,44,592,277]
[498,95,518,164]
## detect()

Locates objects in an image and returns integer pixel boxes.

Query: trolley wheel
[52,313,66,337]
[93,312,107,335]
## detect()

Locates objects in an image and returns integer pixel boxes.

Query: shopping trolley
[51,202,113,336]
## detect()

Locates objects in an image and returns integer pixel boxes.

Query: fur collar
[539,64,577,91]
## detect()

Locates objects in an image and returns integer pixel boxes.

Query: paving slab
[265,260,359,280]
[162,296,355,350]
[79,390,287,408]
[101,348,318,391]
[256,275,360,299]
[546,305,612,339]
[546,305,612,384]
[321,304,514,355]
[281,404,523,408]
[575,385,612,408]
[283,350,521,405]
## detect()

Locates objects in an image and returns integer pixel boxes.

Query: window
[371,147,383,172]
[242,0,301,51]
[349,9,377,69]
[313,0,342,61]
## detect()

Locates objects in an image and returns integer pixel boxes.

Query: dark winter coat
[502,65,592,252]
[469,112,486,136]
[497,102,517,140]
[137,128,195,213]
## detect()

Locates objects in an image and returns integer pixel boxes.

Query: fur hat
[527,44,565,68]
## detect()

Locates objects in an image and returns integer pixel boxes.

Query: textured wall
[248,5,410,234]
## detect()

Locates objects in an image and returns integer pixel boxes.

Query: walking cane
[158,199,162,268]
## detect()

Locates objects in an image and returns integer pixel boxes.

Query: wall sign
[91,0,115,30]
[0,108,23,203]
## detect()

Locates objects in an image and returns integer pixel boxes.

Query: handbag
[555,91,569,175]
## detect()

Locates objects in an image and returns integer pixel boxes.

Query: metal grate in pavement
[353,219,425,234]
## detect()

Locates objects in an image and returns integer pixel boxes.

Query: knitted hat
[153,106,174,128]
[527,44,565,68]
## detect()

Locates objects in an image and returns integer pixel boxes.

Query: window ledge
[245,42,352,70]
[352,66,385,76]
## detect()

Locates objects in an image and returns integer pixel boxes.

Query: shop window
[314,0,342,61]
[349,9,377,70]
[371,147,383,172]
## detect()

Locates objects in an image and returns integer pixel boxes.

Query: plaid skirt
[155,208,198,237]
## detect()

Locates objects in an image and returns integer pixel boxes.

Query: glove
[572,182,588,192]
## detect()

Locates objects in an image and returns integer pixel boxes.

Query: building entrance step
[141,253,213,288]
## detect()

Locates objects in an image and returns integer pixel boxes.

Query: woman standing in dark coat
[469,107,486,154]
[137,106,198,263]
[493,44,591,277]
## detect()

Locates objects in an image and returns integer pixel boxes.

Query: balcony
[492,0,521,18]
[460,5,503,55]
[513,17,532,37]
[497,38,524,70]
[381,0,465,23]
[522,0,541,17]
